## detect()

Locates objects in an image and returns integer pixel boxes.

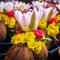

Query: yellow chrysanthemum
[2,14,9,25]
[39,20,47,28]
[0,14,9,25]
[11,33,26,44]
[25,32,36,42]
[8,17,16,28]
[27,41,44,54]
[11,32,36,45]
[46,23,59,37]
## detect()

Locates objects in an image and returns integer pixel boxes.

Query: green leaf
[9,29,14,32]
[42,38,52,41]
[51,37,57,40]
[46,9,53,21]
[57,23,60,26]
[28,12,35,31]
[46,38,52,41]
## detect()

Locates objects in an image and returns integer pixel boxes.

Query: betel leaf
[57,23,60,27]
[46,9,53,21]
[28,12,35,31]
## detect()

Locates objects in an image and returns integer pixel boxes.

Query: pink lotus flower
[14,10,33,31]
[33,29,44,39]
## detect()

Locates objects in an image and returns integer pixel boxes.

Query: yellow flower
[2,14,9,25]
[8,17,16,28]
[27,41,44,54]
[46,23,59,37]
[39,20,47,28]
[0,14,9,25]
[11,32,36,45]
[0,14,3,20]
[25,32,36,42]
[11,33,26,44]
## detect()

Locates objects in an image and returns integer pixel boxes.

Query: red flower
[7,11,14,17]
[48,18,58,24]
[33,29,44,39]
[16,30,22,34]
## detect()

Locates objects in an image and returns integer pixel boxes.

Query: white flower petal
[34,7,44,29]
[44,7,53,20]
[4,2,13,12]
[0,1,4,12]
[51,8,58,18]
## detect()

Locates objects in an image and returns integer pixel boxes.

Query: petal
[51,8,58,18]
[34,7,44,29]
[44,7,53,20]
[0,1,4,12]
[4,2,13,12]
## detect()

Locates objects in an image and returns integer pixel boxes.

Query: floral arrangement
[0,1,60,60]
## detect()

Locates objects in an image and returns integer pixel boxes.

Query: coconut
[4,43,35,60]
[35,45,48,60]
[0,21,7,42]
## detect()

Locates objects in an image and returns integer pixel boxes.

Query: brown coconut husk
[46,40,51,49]
[4,43,35,60]
[35,45,48,60]
[14,22,20,32]
[0,21,7,42]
